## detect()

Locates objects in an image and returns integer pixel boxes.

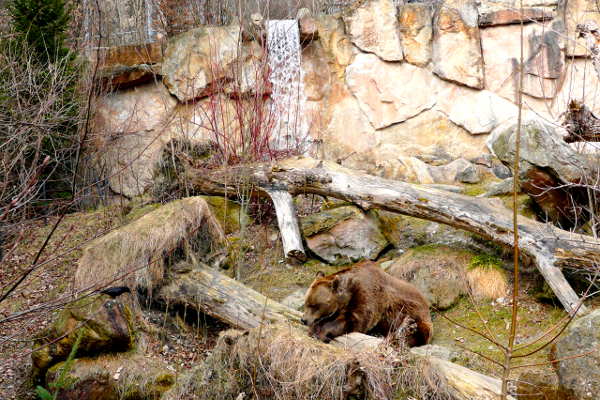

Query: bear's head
[302,271,352,327]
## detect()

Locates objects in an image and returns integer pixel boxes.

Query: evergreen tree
[9,0,72,61]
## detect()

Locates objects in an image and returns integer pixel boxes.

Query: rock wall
[88,0,600,198]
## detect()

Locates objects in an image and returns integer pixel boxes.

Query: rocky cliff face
[86,0,600,198]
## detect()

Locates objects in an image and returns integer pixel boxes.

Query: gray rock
[492,163,512,179]
[553,309,600,399]
[482,178,514,197]
[373,209,499,255]
[301,206,389,265]
[455,161,481,184]
[281,289,306,311]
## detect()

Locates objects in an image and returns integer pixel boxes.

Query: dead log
[158,266,302,330]
[264,188,307,263]
[187,157,600,314]
[334,333,515,400]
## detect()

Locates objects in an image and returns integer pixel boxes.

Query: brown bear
[302,261,432,345]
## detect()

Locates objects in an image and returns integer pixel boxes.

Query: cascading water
[266,20,308,153]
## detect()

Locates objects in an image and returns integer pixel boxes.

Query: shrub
[9,0,72,62]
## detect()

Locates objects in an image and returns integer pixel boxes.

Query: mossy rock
[46,353,175,400]
[300,205,359,237]
[32,296,135,374]
[201,196,252,234]
[386,245,474,310]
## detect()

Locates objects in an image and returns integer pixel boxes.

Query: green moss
[468,254,503,271]
[201,196,252,234]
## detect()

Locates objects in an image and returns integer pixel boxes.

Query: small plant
[35,328,83,400]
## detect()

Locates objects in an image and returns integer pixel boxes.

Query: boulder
[45,353,175,400]
[74,197,225,294]
[436,85,518,135]
[399,3,433,67]
[488,117,593,227]
[432,1,484,89]
[95,42,164,90]
[93,81,177,136]
[300,205,388,265]
[91,81,177,198]
[32,296,134,373]
[161,25,241,102]
[553,309,600,399]
[564,0,600,56]
[372,210,500,255]
[345,53,436,129]
[373,110,489,163]
[200,196,252,234]
[343,0,404,62]
[384,245,472,309]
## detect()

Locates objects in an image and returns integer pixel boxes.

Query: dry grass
[467,267,509,301]
[74,197,225,294]
[165,324,453,400]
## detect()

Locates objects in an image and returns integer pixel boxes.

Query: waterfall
[266,20,308,153]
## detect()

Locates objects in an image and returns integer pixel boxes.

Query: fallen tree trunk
[187,157,600,314]
[265,188,307,263]
[158,267,302,329]
[334,333,514,400]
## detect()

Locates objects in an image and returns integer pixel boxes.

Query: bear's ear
[331,275,341,292]
[315,271,325,278]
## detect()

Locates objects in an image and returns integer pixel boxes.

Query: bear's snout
[301,318,307,325]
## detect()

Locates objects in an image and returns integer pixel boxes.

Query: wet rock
[345,53,436,129]
[399,3,433,66]
[343,0,404,61]
[32,296,134,373]
[46,353,175,400]
[301,206,388,265]
[161,25,241,102]
[553,309,600,399]
[432,1,484,89]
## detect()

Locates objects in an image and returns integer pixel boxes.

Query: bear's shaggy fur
[302,261,433,345]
